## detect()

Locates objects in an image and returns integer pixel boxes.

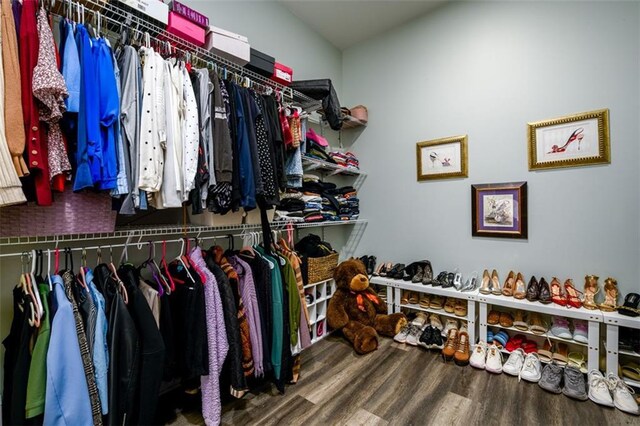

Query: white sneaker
[459,321,468,334]
[485,344,503,374]
[429,313,443,330]
[503,349,525,376]
[394,324,411,343]
[441,318,459,337]
[519,353,542,383]
[607,373,640,415]
[406,325,424,346]
[588,370,614,407]
[470,341,488,369]
[411,312,428,328]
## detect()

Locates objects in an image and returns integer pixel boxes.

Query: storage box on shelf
[304,278,337,344]
[370,277,478,344]
[603,310,640,388]
[476,292,603,372]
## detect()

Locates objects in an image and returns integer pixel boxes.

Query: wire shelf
[301,155,366,177]
[0,219,368,248]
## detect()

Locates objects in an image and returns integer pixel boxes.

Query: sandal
[568,352,588,374]
[433,271,447,287]
[502,271,516,296]
[421,260,434,285]
[373,262,385,277]
[505,334,526,352]
[599,277,619,312]
[513,310,528,331]
[488,310,500,325]
[479,269,491,294]
[514,273,527,299]
[583,275,600,310]
[454,300,467,317]
[550,277,567,306]
[564,279,583,309]
[538,340,554,363]
[499,312,514,328]
[492,330,509,348]
[621,362,640,381]
[491,269,501,295]
[538,277,552,304]
[552,342,569,365]
[401,290,410,305]
[528,312,548,335]
[430,295,445,310]
[444,298,456,313]
[408,291,419,305]
[379,262,393,277]
[419,294,431,308]
[618,293,640,317]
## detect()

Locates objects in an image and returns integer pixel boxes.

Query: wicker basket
[302,252,339,285]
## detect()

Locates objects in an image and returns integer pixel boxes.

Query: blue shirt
[44,276,93,425]
[61,20,80,113]
[87,270,109,415]
[97,38,119,191]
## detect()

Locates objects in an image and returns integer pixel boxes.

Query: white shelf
[488,324,588,347]
[602,311,640,329]
[623,377,640,388]
[307,296,330,307]
[399,303,470,321]
[619,349,640,358]
[477,292,604,322]
[304,278,333,289]
[371,277,479,301]
[311,315,326,326]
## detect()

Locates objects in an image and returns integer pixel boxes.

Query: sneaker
[442,318,459,337]
[406,325,424,346]
[429,313,443,331]
[411,312,428,328]
[608,373,640,415]
[562,365,588,401]
[503,349,526,376]
[418,326,435,349]
[459,321,468,334]
[485,344,503,374]
[588,370,614,407]
[430,327,444,350]
[519,353,542,383]
[394,324,411,343]
[470,341,488,369]
[550,317,573,340]
[572,320,588,344]
[454,331,470,366]
[539,362,563,394]
[442,329,459,361]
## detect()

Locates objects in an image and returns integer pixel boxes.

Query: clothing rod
[0,229,283,258]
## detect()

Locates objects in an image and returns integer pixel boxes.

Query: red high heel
[550,277,567,306]
[548,128,584,153]
[564,279,583,309]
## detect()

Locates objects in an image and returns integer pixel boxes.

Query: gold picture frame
[528,108,610,170]
[416,135,468,181]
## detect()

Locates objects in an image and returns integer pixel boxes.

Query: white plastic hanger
[47,248,53,291]
[30,250,44,319]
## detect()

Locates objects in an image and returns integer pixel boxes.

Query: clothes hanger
[21,253,40,327]
[109,244,128,304]
[140,241,165,297]
[175,238,195,283]
[78,248,88,290]
[160,240,176,292]
[29,250,44,318]
[148,242,170,295]
[47,248,53,290]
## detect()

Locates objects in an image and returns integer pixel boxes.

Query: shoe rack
[476,292,603,372]
[370,277,478,344]
[304,278,338,345]
[602,311,640,389]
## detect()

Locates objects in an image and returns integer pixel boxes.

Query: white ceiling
[279,0,447,50]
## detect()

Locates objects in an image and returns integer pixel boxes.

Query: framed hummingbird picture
[416,135,468,181]
[527,108,610,170]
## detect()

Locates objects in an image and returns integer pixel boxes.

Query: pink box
[166,12,206,46]
[172,1,209,28]
[271,62,293,85]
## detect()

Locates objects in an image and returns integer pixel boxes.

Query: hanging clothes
[33,6,70,191]
[25,284,50,419]
[20,0,51,205]
[160,59,184,208]
[1,0,27,178]
[182,65,199,201]
[44,275,94,425]
[96,38,119,191]
[87,269,110,415]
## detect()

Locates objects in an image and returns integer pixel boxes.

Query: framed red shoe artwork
[471,181,528,239]
[527,108,610,170]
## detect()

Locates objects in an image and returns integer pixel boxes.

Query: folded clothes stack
[275,179,360,223]
[329,151,360,170]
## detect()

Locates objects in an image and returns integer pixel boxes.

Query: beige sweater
[2,0,27,177]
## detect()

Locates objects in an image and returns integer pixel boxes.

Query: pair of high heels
[479,269,502,295]
[583,275,620,311]
[549,278,583,308]
[525,276,551,303]
[501,271,527,299]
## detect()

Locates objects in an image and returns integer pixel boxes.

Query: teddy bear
[327,258,407,354]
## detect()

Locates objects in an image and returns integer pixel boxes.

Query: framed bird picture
[416,135,468,181]
[527,109,610,170]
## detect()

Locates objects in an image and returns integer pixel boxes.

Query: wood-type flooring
[170,336,638,425]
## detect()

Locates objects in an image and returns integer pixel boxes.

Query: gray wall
[342,1,640,296]
[181,0,343,94]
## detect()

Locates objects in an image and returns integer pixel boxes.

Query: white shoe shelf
[303,278,337,345]
[476,292,604,372]
[369,277,478,345]
[602,311,640,389]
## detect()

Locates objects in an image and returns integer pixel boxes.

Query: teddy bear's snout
[350,274,369,291]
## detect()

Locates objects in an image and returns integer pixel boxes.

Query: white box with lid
[205,25,251,66]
